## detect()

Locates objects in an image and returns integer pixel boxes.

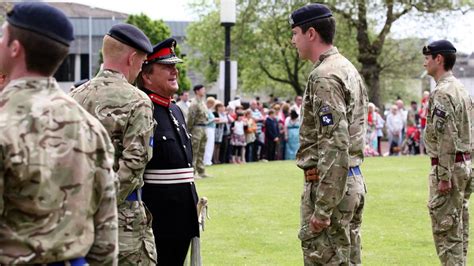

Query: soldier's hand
[304,168,319,181]
[309,214,330,233]
[438,179,452,194]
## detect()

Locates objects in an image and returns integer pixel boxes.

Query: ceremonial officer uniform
[0,3,118,265]
[423,40,472,265]
[71,24,157,265]
[290,4,368,265]
[137,39,200,265]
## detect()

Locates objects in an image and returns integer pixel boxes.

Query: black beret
[422,40,457,55]
[144,38,183,65]
[6,2,74,47]
[107,23,153,54]
[289,3,333,28]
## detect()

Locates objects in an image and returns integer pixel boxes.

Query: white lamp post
[220,0,236,106]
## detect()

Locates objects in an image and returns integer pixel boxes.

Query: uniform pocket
[428,194,456,233]
[118,204,140,253]
[299,224,335,264]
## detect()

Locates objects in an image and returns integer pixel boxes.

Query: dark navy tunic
[141,89,199,240]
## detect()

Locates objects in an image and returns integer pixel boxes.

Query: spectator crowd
[177,91,303,165]
[365,91,430,156]
[176,88,433,164]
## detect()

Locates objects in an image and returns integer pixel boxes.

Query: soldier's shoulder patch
[434,107,446,118]
[320,113,334,126]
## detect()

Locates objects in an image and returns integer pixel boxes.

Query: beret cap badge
[422,40,456,55]
[289,3,332,28]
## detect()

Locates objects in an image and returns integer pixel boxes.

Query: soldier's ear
[128,50,139,67]
[435,54,444,65]
[9,39,22,58]
[307,27,318,42]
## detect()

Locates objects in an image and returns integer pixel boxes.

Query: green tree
[187,0,472,106]
[325,0,473,106]
[186,0,369,97]
[186,0,310,97]
[126,13,191,92]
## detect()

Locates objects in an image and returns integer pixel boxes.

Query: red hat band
[147,48,175,62]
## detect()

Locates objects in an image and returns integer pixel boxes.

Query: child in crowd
[244,109,257,162]
[213,102,228,164]
[230,112,247,163]
[265,109,279,161]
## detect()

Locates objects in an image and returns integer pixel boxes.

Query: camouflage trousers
[299,171,366,265]
[428,161,472,266]
[118,201,157,265]
[191,126,207,175]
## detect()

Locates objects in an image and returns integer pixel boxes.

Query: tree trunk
[291,80,303,96]
[258,58,304,96]
[360,61,382,108]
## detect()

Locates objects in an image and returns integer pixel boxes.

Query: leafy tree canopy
[187,0,473,106]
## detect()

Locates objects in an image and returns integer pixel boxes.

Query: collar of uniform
[99,69,128,82]
[2,76,57,95]
[195,96,206,103]
[149,93,172,108]
[436,71,454,85]
[139,87,172,107]
[315,46,339,67]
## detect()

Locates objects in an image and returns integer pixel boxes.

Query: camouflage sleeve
[86,132,119,266]
[312,77,350,220]
[296,80,319,170]
[116,99,155,204]
[431,91,458,181]
[187,102,196,129]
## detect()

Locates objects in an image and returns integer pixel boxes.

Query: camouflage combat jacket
[0,77,118,265]
[187,97,208,130]
[70,69,155,204]
[296,47,368,220]
[424,72,471,181]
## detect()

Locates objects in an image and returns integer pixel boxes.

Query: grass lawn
[195,156,474,265]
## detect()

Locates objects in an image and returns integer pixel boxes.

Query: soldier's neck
[9,68,45,81]
[102,62,131,83]
[433,70,448,83]
[310,44,333,64]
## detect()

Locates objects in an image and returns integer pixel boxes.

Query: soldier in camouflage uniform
[0,3,118,265]
[423,40,472,265]
[290,4,368,265]
[188,84,211,178]
[70,24,157,265]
